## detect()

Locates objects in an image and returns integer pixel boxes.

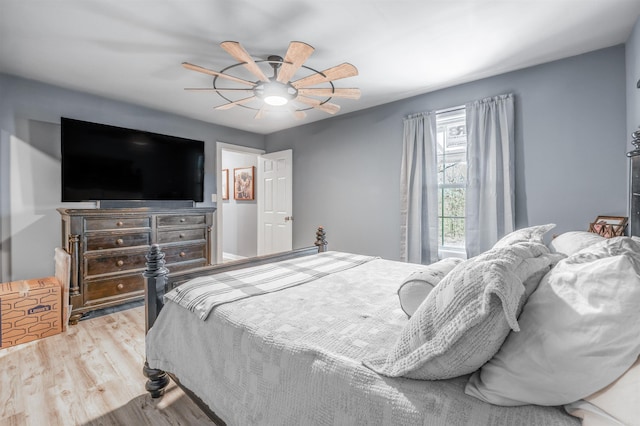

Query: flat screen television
[61,117,205,203]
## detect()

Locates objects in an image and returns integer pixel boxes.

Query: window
[436,109,467,257]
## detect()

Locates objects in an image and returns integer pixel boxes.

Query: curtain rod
[405,104,464,120]
[436,104,465,114]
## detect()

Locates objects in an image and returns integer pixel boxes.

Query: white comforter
[146,254,578,426]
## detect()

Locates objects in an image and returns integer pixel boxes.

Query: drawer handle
[179,233,185,238]
[180,218,186,223]
[116,260,124,267]
[179,251,186,258]
[116,221,124,227]
[115,238,124,245]
[116,283,124,291]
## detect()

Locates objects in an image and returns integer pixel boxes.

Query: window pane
[443,161,466,184]
[442,188,465,218]
[445,123,466,152]
[443,151,466,184]
[441,217,465,248]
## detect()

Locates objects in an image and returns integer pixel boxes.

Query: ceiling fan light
[264,95,289,106]
[258,81,295,106]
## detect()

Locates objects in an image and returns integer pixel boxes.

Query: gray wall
[0,74,264,281]
[221,150,258,258]
[266,46,628,260]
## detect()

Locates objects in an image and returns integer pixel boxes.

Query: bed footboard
[143,226,328,399]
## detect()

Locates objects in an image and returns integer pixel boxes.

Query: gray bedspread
[146,254,578,426]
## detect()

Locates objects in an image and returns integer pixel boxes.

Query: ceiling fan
[182,41,360,119]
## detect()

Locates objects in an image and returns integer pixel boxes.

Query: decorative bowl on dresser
[58,207,215,324]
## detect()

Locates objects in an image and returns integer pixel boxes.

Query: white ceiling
[1,0,640,134]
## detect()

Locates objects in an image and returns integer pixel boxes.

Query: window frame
[435,107,467,259]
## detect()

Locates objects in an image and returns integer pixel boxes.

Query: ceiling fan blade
[214,96,256,110]
[184,88,255,93]
[277,41,314,84]
[292,110,307,119]
[292,63,358,89]
[220,41,270,82]
[295,96,341,114]
[296,88,361,99]
[254,108,267,119]
[182,62,256,87]
[286,104,307,120]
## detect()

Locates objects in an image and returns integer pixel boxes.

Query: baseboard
[222,252,247,261]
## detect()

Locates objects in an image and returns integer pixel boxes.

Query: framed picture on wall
[221,169,229,200]
[234,166,255,200]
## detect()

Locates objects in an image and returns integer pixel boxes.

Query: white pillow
[364,242,561,380]
[465,237,640,406]
[548,231,605,256]
[565,356,640,426]
[493,224,556,248]
[397,258,462,317]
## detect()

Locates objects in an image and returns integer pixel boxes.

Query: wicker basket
[588,217,628,238]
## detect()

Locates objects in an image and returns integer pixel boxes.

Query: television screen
[61,118,205,202]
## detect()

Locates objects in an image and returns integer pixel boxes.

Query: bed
[143,226,640,426]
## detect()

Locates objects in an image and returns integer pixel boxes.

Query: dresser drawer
[157,228,206,244]
[157,214,206,228]
[85,232,151,251]
[84,250,148,277]
[163,243,207,265]
[85,274,144,302]
[85,217,151,231]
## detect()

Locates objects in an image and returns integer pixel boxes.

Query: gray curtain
[400,112,439,264]
[465,94,515,257]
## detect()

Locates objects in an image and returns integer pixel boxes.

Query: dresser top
[57,207,216,216]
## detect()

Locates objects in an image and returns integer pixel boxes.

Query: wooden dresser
[58,207,215,324]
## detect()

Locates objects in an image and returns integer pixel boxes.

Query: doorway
[216,142,264,263]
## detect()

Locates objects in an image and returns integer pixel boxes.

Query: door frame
[215,142,265,263]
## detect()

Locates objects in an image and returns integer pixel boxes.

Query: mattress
[146,255,578,425]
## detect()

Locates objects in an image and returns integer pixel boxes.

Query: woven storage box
[0,277,62,349]
[588,220,627,238]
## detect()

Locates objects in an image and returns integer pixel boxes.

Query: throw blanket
[165,251,377,320]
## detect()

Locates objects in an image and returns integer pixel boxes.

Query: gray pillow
[364,241,562,380]
[547,231,605,255]
[397,258,463,317]
[465,237,640,406]
[493,223,556,248]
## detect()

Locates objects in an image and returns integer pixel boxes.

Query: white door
[257,149,293,255]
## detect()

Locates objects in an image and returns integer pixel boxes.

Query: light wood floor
[0,305,217,426]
